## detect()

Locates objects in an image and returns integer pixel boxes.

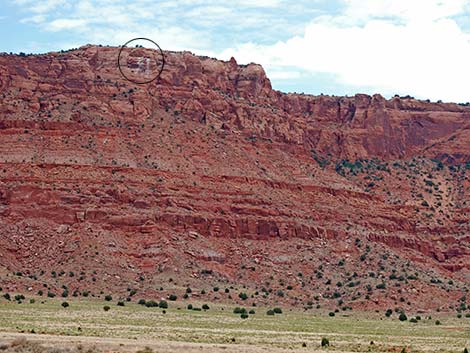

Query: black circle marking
[118,37,165,84]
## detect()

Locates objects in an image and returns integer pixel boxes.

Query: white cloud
[235,0,283,7]
[48,18,88,31]
[20,15,46,23]
[219,1,470,102]
[343,0,470,22]
[79,26,211,53]
[13,0,67,13]
[268,70,302,80]
[31,0,67,13]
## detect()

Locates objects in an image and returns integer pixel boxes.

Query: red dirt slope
[0,45,468,312]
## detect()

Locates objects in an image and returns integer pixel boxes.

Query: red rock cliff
[0,45,468,310]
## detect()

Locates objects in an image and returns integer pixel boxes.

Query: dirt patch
[0,337,97,353]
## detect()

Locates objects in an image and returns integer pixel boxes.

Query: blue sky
[1,0,470,102]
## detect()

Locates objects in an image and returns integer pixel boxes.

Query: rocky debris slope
[0,45,468,312]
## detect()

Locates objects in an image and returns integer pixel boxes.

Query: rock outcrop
[0,45,468,310]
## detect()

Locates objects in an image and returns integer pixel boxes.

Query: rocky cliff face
[0,45,468,311]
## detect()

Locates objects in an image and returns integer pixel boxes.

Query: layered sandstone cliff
[0,45,468,311]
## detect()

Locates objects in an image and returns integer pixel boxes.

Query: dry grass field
[0,297,469,352]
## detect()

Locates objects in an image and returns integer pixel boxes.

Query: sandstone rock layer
[0,46,468,311]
